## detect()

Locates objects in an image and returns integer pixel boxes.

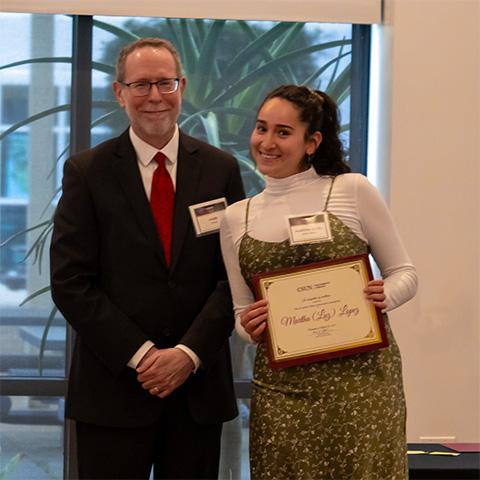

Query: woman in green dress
[220,85,418,479]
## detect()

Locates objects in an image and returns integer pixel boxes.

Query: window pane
[0,13,72,378]
[0,395,63,479]
[0,322,66,377]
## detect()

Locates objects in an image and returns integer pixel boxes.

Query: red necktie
[150,152,174,265]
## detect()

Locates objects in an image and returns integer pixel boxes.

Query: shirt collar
[129,125,179,166]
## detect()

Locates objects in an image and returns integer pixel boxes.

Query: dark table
[408,443,480,479]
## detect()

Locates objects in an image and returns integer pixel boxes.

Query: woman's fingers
[251,320,267,342]
[364,279,384,296]
[240,300,267,327]
[241,309,268,330]
[240,299,268,342]
[364,279,386,309]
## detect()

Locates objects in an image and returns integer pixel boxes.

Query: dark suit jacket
[50,129,244,428]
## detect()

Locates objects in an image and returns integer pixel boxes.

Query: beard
[130,113,177,148]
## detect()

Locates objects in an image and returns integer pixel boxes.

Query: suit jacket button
[162,328,171,337]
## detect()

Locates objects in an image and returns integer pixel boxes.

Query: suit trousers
[76,388,223,480]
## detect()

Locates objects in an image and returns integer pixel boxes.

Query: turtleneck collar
[263,167,320,195]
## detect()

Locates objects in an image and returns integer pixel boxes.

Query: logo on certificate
[286,212,333,245]
[189,197,228,236]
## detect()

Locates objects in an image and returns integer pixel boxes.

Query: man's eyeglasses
[120,78,180,97]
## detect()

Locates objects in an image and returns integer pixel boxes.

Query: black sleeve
[50,157,149,377]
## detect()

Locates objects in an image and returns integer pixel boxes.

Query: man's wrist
[175,344,200,372]
[127,340,155,369]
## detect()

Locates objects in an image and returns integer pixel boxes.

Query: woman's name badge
[189,198,228,236]
[286,212,333,245]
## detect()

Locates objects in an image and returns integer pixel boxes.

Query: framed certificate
[253,254,388,369]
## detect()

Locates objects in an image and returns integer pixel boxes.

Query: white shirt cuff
[127,340,155,369]
[175,344,201,373]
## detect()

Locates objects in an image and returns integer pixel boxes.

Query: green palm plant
[0,17,352,373]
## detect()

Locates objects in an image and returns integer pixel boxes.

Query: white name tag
[286,212,333,245]
[189,197,228,236]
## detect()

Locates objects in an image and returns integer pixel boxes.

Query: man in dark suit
[50,37,244,479]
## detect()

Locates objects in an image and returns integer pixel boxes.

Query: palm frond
[93,19,139,42]
[207,39,351,106]
[19,286,51,306]
[191,20,226,104]
[0,221,51,248]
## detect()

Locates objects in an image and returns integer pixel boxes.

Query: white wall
[385,0,479,442]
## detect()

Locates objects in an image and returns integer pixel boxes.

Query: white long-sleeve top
[220,168,417,342]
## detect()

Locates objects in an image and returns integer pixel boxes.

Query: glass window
[0,13,70,477]
[0,12,72,379]
[0,396,64,479]
[1,132,29,198]
[1,85,29,124]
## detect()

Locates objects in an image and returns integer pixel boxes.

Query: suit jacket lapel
[110,130,167,266]
[170,132,202,273]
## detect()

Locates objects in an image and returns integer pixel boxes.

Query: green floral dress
[239,181,408,480]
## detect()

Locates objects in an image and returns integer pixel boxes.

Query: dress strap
[323,176,336,211]
[244,197,253,235]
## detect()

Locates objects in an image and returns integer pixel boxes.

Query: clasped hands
[136,347,194,399]
[240,279,387,343]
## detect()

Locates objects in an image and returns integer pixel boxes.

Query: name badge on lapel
[189,197,228,236]
[286,212,333,245]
